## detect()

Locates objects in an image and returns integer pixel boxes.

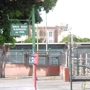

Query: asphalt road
[0,76,89,90]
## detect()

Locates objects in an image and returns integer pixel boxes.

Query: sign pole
[32,5,36,90]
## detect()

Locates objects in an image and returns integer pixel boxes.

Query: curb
[0,76,61,80]
[37,76,61,80]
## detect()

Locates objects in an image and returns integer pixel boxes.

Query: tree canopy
[60,35,90,42]
[0,0,58,45]
[23,37,41,43]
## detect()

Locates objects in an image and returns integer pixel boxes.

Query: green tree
[0,0,57,78]
[80,38,90,42]
[60,35,90,42]
[0,0,57,45]
[60,35,69,42]
[23,37,41,43]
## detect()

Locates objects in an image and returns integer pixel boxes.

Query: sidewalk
[0,76,87,90]
[2,76,61,80]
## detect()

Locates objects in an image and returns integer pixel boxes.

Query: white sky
[38,0,90,38]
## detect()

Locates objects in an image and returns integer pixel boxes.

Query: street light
[31,1,44,90]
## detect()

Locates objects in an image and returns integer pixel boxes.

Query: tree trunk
[0,45,6,78]
[1,61,6,78]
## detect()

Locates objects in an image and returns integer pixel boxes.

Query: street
[0,76,87,90]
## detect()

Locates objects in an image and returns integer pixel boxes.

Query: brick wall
[1,64,60,77]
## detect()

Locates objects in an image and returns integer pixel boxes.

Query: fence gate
[72,47,90,80]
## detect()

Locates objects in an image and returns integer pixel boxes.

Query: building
[15,24,68,43]
[3,42,90,77]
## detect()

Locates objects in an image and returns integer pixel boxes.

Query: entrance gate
[71,46,90,80]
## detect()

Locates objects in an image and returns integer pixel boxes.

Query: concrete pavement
[0,76,89,90]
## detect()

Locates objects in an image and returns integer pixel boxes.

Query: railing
[72,53,90,76]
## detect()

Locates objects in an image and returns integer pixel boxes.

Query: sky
[38,0,90,38]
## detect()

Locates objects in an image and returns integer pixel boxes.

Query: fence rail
[72,53,90,76]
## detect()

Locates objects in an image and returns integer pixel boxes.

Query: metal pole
[45,12,48,52]
[36,24,39,52]
[69,31,72,90]
[77,47,79,75]
[32,5,36,90]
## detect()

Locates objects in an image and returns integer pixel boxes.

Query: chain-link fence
[6,50,68,66]
[59,51,68,66]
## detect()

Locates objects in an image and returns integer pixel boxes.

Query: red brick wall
[36,65,47,76]
[59,66,69,82]
[0,64,70,82]
[2,64,60,76]
[47,66,59,76]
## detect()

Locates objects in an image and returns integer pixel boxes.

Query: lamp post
[31,1,44,90]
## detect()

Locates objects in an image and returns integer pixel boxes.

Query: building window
[49,40,53,43]
[49,32,52,37]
